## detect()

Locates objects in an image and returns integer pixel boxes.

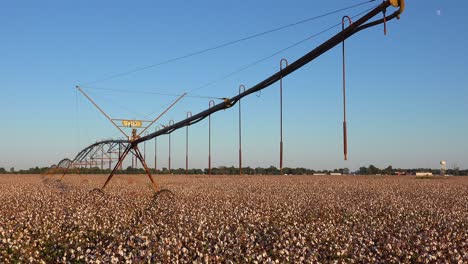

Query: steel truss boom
[72,139,129,163]
[61,1,404,190]
[131,1,402,145]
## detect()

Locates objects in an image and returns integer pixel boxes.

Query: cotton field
[0,174,466,263]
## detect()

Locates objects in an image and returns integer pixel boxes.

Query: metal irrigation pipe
[279,58,288,174]
[101,147,104,170]
[342,16,352,161]
[154,126,159,172]
[238,85,246,176]
[144,131,148,161]
[208,100,215,176]
[186,111,192,176]
[168,120,174,174]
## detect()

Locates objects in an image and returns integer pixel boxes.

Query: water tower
[440,160,447,176]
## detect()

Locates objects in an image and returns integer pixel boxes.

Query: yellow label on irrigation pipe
[122,120,142,128]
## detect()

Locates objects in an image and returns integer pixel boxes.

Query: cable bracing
[80,0,377,86]
[79,3,381,103]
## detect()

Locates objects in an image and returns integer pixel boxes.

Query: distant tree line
[357,165,467,176]
[0,166,49,174]
[0,166,332,175]
[0,165,466,176]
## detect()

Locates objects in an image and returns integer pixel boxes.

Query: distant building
[330,173,342,176]
[416,172,433,176]
[313,173,327,176]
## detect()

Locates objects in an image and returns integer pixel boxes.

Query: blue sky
[1,0,467,170]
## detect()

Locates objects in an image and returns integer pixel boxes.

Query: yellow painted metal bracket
[389,0,405,18]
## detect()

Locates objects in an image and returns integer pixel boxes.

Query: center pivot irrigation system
[53,0,405,193]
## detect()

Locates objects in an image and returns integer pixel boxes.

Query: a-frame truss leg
[99,143,159,192]
[100,144,132,191]
[133,145,159,192]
